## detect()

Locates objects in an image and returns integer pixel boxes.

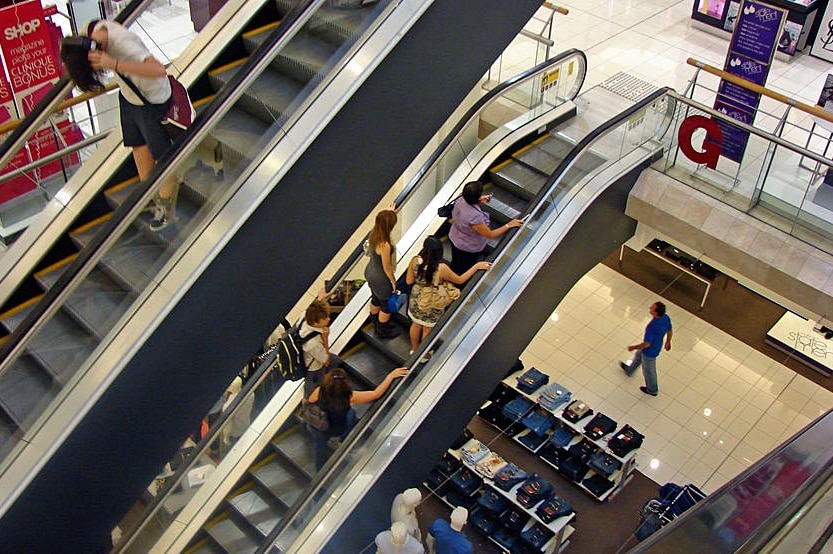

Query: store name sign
[678,115,723,170]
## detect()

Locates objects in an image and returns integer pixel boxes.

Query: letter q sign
[678,115,722,170]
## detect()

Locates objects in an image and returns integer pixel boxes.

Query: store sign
[714,0,785,163]
[811,2,833,63]
[678,115,723,169]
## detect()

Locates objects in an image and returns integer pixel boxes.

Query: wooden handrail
[686,57,833,126]
[0,81,119,136]
[543,2,569,15]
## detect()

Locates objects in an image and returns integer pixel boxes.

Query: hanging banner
[712,0,785,163]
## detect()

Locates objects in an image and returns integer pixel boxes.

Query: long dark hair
[60,36,105,93]
[416,236,443,284]
[318,368,351,412]
[368,210,396,249]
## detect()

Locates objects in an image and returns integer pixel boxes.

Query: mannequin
[426,507,472,554]
[375,521,425,554]
[391,488,422,541]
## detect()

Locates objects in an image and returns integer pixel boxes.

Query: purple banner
[714,0,785,163]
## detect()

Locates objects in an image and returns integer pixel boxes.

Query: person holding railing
[60,20,179,231]
[306,366,408,470]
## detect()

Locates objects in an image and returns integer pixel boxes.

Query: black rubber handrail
[322,48,588,295]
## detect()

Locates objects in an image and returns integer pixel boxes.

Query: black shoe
[375,321,401,339]
[640,386,658,396]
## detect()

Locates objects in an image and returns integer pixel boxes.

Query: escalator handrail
[271,86,676,552]
[0,0,153,177]
[0,0,328,371]
[322,48,587,294]
[114,346,287,552]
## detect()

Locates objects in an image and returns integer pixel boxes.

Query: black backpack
[273,321,319,381]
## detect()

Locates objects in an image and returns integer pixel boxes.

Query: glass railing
[277,89,675,552]
[653,59,833,256]
[0,0,198,239]
[0,0,397,481]
[630,407,833,554]
[117,48,589,553]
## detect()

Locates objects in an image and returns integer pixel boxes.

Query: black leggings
[450,242,483,275]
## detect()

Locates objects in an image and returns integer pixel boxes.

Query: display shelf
[501,370,641,502]
[514,428,551,453]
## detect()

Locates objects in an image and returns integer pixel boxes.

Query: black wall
[324,162,651,552]
[0,1,542,551]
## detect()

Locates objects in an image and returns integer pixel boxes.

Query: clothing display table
[766,310,833,375]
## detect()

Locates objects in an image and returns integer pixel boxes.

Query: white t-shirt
[94,20,170,105]
[299,321,327,372]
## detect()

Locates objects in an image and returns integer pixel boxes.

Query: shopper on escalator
[307,366,408,470]
[406,236,490,361]
[448,181,523,274]
[60,20,179,231]
[365,209,401,338]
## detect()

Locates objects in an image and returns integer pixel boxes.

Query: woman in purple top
[448,181,523,274]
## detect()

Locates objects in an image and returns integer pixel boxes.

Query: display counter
[691,0,827,57]
[766,310,833,375]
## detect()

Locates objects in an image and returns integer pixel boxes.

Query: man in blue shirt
[621,302,673,396]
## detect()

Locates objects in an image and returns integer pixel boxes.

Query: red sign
[678,115,723,170]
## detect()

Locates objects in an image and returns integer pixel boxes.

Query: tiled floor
[520,262,833,494]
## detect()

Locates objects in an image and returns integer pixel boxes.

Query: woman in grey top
[364,209,400,338]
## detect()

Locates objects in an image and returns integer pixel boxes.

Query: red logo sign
[678,115,723,170]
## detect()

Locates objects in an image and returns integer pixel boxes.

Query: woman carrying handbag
[406,236,490,361]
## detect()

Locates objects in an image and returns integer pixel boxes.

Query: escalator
[0,0,377,457]
[116,50,589,554]
[0,0,546,550]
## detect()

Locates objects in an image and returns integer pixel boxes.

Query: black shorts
[119,93,172,160]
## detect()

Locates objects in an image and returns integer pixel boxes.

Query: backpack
[273,321,320,381]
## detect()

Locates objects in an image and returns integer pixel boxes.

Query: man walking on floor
[621,301,672,396]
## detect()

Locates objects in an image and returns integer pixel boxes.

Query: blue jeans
[310,407,357,470]
[304,354,342,397]
[629,350,659,394]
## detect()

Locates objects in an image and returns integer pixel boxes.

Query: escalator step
[244,27,336,85]
[71,221,167,293]
[533,133,575,160]
[0,294,43,334]
[208,60,304,124]
[512,138,564,175]
[488,159,549,201]
[21,309,97,385]
[208,107,270,171]
[271,427,316,479]
[103,177,141,212]
[481,183,526,223]
[0,412,17,456]
[0,355,56,426]
[251,459,307,508]
[359,319,410,365]
[340,340,397,388]
[227,488,284,536]
[183,536,224,554]
[277,0,369,44]
[205,516,258,554]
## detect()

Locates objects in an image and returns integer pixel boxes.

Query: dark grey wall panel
[326,162,650,553]
[0,1,543,551]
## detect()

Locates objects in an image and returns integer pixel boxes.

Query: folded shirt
[475,453,508,478]
[538,382,572,410]
[563,399,593,423]
[460,439,491,466]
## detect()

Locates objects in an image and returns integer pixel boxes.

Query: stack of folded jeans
[502,396,535,422]
[516,367,549,394]
[536,495,573,523]
[475,454,508,478]
[549,423,577,449]
[491,525,518,550]
[469,506,499,535]
[450,467,482,496]
[568,438,600,464]
[516,474,554,508]
[437,452,461,476]
[460,439,491,466]
[477,487,510,514]
[582,473,615,497]
[488,382,518,407]
[583,412,618,440]
[589,451,623,477]
[558,454,589,482]
[517,430,549,452]
[519,522,555,550]
[538,382,571,411]
[493,463,527,491]
[608,424,645,457]
[522,406,557,436]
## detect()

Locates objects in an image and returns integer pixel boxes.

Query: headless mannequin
[427,507,472,554]
[391,488,422,542]
[375,521,425,554]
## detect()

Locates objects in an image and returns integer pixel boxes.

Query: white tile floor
[520,262,833,493]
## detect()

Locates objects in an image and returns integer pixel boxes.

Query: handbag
[119,73,195,140]
[299,402,329,432]
[386,290,406,313]
[416,280,460,311]
[437,195,459,218]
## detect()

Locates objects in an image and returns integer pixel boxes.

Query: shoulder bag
[299,402,329,432]
[415,270,460,311]
[120,73,195,140]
